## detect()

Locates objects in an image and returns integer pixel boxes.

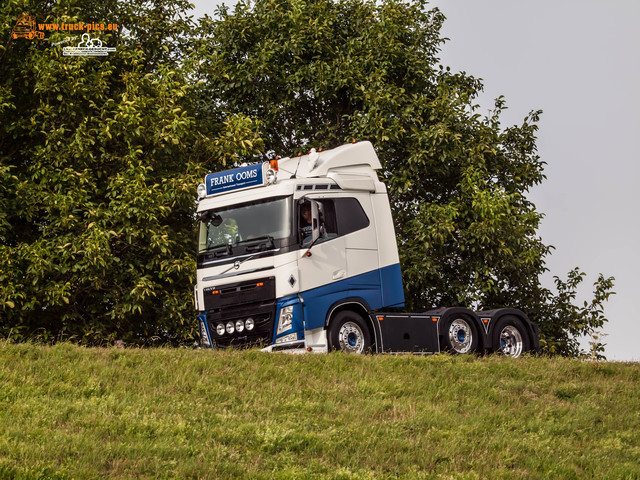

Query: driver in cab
[299,202,312,245]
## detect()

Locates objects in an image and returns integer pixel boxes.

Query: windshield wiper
[218,236,276,275]
[202,243,233,257]
[240,235,275,253]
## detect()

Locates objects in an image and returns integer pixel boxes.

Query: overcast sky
[190,0,640,361]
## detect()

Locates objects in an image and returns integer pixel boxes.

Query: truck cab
[195,141,404,353]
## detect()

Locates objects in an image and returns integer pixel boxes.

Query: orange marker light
[211,290,219,295]
[256,282,264,287]
[377,316,384,321]
[432,317,438,322]
[305,252,312,257]
[269,159,279,171]
[482,318,489,324]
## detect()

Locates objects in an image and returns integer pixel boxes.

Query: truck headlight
[216,323,225,336]
[235,319,245,333]
[276,305,293,334]
[245,317,255,331]
[226,321,235,334]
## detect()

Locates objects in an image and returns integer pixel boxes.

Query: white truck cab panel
[195,142,404,350]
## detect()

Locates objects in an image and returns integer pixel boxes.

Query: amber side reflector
[256,282,264,287]
[307,347,313,352]
[377,316,384,321]
[432,317,439,322]
[482,318,489,324]
[305,252,312,257]
[211,290,219,295]
[269,159,279,171]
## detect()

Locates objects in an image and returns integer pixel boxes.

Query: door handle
[332,270,346,280]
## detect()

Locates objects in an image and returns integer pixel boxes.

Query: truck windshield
[198,197,291,253]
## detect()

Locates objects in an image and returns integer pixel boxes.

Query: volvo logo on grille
[234,260,240,270]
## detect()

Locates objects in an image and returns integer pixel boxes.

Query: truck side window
[301,198,368,245]
[318,200,338,236]
[334,198,370,235]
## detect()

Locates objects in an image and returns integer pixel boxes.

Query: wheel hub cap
[449,319,473,354]
[499,326,523,357]
[338,322,365,353]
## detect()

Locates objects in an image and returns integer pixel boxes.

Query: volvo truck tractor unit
[194,141,540,357]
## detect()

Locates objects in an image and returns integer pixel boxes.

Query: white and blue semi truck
[195,141,540,357]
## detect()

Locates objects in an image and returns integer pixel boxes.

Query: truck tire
[441,315,479,354]
[328,311,372,354]
[492,315,530,358]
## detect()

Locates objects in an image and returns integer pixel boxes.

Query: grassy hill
[1,342,639,479]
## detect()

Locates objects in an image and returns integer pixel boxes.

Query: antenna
[291,151,303,178]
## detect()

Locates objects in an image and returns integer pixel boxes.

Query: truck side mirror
[310,199,321,245]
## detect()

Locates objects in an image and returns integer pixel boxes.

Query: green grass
[1,343,639,479]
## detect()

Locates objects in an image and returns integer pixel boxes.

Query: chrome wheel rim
[499,326,523,357]
[448,318,473,354]
[338,321,365,353]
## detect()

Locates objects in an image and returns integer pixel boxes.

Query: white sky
[190,0,640,361]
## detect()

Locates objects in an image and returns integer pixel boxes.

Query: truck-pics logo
[63,33,116,56]
[11,12,119,51]
[11,13,44,40]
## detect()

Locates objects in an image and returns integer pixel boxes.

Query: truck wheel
[441,316,479,354]
[328,311,371,354]
[492,316,530,358]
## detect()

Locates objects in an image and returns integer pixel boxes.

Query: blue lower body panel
[300,264,404,331]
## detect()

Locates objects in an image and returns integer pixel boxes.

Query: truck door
[296,197,347,331]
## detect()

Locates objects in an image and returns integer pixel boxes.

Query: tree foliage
[0,0,261,344]
[1,0,614,355]
[192,0,614,356]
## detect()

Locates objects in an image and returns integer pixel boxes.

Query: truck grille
[203,276,275,310]
[205,301,275,348]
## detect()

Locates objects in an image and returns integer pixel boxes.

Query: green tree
[0,0,261,344]
[192,0,614,356]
